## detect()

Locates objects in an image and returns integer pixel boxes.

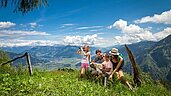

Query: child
[77,45,91,78]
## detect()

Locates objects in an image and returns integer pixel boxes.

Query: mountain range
[137,35,171,81]
[0,35,171,82]
[118,35,171,82]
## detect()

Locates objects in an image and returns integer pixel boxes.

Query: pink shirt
[102,60,113,75]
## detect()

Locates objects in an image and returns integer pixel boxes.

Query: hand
[102,64,105,69]
[100,53,103,56]
[108,75,113,80]
[80,47,84,51]
[91,63,97,70]
[92,61,95,64]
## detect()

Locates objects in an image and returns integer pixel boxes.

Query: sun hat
[109,48,119,55]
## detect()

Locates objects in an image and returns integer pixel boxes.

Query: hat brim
[109,51,119,55]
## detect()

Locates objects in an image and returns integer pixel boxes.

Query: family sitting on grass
[77,45,133,90]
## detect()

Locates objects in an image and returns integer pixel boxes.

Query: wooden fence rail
[1,52,33,76]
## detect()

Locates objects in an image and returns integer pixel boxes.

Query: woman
[108,48,132,90]
[77,45,91,78]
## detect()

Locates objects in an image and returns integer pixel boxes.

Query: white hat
[109,48,119,55]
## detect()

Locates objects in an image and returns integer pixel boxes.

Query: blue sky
[0,0,171,47]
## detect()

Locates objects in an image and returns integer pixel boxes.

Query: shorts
[101,73,110,82]
[104,73,110,78]
[81,63,88,69]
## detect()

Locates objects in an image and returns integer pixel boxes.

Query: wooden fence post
[104,77,107,87]
[1,52,33,76]
[25,52,33,76]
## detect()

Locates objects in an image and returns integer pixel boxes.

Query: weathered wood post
[25,52,33,76]
[104,77,107,87]
[125,44,141,86]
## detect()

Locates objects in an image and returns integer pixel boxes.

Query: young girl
[101,53,113,77]
[94,53,113,82]
[77,45,91,78]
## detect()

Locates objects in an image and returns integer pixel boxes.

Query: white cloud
[112,19,154,44]
[29,22,37,28]
[109,19,171,45]
[62,23,75,26]
[153,27,171,40]
[115,19,143,34]
[63,34,98,45]
[0,34,110,47]
[96,33,104,35]
[110,19,127,29]
[0,21,16,29]
[107,19,127,29]
[76,26,103,30]
[63,34,110,47]
[135,10,171,24]
[113,32,154,45]
[90,30,99,32]
[0,30,50,37]
[0,39,60,47]
[59,23,75,28]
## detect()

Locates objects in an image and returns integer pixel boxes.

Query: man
[90,49,104,76]
[93,49,104,63]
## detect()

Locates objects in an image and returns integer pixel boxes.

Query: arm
[87,53,90,62]
[93,56,98,63]
[99,64,106,73]
[100,62,111,73]
[101,68,111,73]
[77,49,87,56]
[77,49,81,54]
[82,51,89,56]
[77,47,85,55]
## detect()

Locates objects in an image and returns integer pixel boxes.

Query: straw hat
[109,48,119,55]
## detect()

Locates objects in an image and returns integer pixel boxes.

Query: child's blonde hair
[103,53,110,61]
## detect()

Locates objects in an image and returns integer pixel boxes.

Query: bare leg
[118,70,133,90]
[118,69,124,78]
[85,67,88,79]
[80,67,84,78]
[96,74,102,80]
[96,74,103,84]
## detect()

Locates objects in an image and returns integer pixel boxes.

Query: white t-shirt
[81,51,90,64]
[102,60,113,75]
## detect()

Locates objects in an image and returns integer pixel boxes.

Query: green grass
[0,66,171,96]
